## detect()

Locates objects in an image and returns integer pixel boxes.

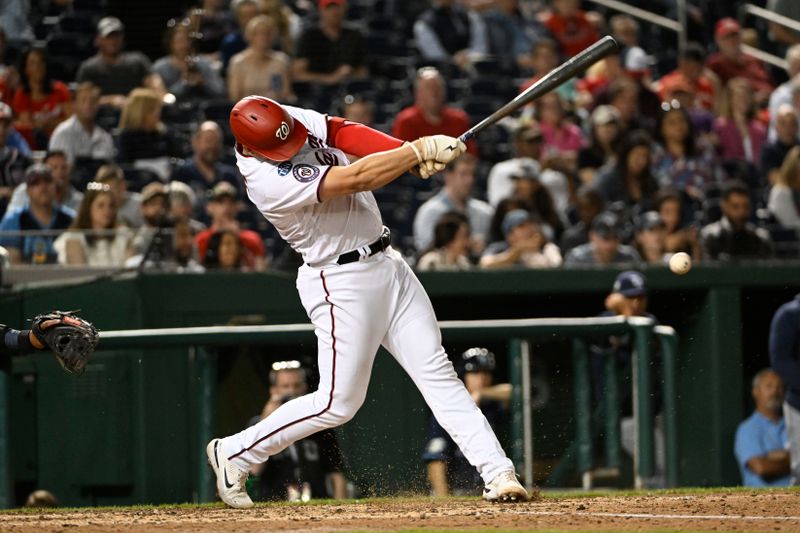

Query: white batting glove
[418,135,467,164]
[417,160,446,180]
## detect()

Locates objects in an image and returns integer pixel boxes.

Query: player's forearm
[335,143,419,193]
[748,455,791,479]
[0,325,37,354]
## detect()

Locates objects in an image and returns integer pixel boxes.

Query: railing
[585,0,687,54]
[0,316,677,506]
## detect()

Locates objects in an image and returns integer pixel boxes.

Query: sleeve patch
[277,161,293,176]
[293,164,320,182]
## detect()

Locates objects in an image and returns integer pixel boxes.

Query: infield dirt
[1,489,798,532]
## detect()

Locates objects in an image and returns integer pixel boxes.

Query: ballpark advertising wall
[0,264,797,506]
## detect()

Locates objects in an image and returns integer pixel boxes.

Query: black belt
[335,228,391,265]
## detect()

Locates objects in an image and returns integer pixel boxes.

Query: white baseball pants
[220,247,514,484]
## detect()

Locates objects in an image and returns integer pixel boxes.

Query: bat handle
[459,131,475,143]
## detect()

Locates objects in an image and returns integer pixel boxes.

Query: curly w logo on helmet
[276,122,290,140]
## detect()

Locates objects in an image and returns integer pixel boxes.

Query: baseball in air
[669,252,692,275]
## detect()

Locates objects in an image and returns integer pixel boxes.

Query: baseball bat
[459,35,619,143]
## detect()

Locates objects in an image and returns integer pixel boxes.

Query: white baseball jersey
[235,105,383,265]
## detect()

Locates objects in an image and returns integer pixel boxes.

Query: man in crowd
[0,164,74,264]
[564,211,641,266]
[413,0,488,70]
[767,45,800,140]
[487,122,569,213]
[560,186,605,254]
[220,0,260,75]
[761,105,799,186]
[706,18,773,102]
[423,348,511,496]
[7,151,83,213]
[735,368,790,487]
[393,67,477,156]
[655,42,718,112]
[292,0,368,85]
[413,154,493,254]
[479,209,562,269]
[76,17,163,108]
[48,82,115,165]
[195,181,266,271]
[770,295,800,485]
[700,180,773,261]
[172,121,240,220]
[250,361,348,501]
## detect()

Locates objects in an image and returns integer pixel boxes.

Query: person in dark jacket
[769,295,800,485]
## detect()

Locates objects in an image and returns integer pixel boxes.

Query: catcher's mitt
[31,311,99,374]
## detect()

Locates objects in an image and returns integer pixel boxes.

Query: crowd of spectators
[0,0,797,273]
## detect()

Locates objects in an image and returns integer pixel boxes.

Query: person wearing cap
[76,17,163,108]
[172,121,239,220]
[167,181,206,236]
[577,105,622,185]
[591,270,665,487]
[706,17,773,103]
[487,121,569,211]
[392,67,477,157]
[0,163,74,264]
[227,15,292,103]
[247,360,348,501]
[564,211,641,267]
[413,0,489,70]
[7,150,83,216]
[479,209,562,269]
[48,82,115,165]
[413,153,493,254]
[505,161,565,242]
[539,0,598,58]
[633,211,669,265]
[655,42,719,112]
[195,181,267,271]
[700,179,773,261]
[292,0,367,85]
[423,347,511,497]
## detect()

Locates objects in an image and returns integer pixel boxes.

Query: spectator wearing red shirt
[655,42,719,112]
[539,0,599,58]
[12,47,71,150]
[707,18,773,103]
[392,67,477,156]
[195,181,267,271]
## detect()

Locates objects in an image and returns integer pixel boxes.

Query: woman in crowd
[416,212,472,271]
[153,18,225,101]
[592,130,659,214]
[577,105,622,185]
[535,92,585,174]
[768,145,800,232]
[261,0,301,55]
[11,47,71,149]
[116,88,181,178]
[656,188,701,258]
[652,99,721,203]
[54,182,132,266]
[227,14,293,103]
[203,229,243,271]
[509,169,565,243]
[714,77,767,164]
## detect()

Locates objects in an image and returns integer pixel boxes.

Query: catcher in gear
[1,311,98,374]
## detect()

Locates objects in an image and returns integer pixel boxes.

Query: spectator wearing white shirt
[413,154,494,255]
[48,82,114,164]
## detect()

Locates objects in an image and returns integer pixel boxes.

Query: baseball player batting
[206,96,528,508]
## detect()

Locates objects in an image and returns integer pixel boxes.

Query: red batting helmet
[229,96,308,162]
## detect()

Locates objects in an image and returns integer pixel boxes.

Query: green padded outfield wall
[1,264,798,505]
